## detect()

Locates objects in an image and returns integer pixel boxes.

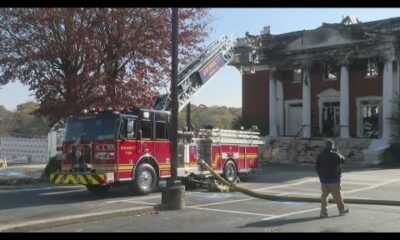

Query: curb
[0,178,48,186]
[0,205,156,232]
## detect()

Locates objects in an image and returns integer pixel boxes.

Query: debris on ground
[207,180,231,192]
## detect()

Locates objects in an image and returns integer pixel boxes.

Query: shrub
[43,156,61,178]
[383,94,400,164]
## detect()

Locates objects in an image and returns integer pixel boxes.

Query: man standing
[316,139,349,218]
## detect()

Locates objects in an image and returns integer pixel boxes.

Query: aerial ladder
[154,35,238,112]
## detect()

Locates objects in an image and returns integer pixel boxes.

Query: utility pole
[162,8,185,210]
[170,7,179,184]
[186,102,191,131]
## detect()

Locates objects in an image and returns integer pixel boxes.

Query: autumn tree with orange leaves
[0,8,212,126]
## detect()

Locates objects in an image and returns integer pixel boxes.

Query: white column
[382,58,394,139]
[393,60,400,96]
[269,71,277,137]
[276,80,284,136]
[302,68,311,138]
[340,64,350,138]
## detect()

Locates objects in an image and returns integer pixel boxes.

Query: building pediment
[317,88,340,98]
[284,26,368,52]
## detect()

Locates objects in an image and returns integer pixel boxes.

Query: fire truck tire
[223,160,238,183]
[132,163,157,195]
[86,185,111,194]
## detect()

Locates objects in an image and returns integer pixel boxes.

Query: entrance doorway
[321,102,340,137]
[317,88,340,138]
[285,100,303,136]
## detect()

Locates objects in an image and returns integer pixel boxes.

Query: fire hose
[198,159,400,206]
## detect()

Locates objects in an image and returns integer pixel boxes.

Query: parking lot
[2,164,400,232]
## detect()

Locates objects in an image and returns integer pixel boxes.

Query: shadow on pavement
[239,214,342,229]
[0,184,158,211]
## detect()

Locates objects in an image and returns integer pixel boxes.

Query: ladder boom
[154,35,237,112]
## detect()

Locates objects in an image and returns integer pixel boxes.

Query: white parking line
[190,197,256,208]
[105,191,203,204]
[343,180,376,185]
[1,186,83,193]
[189,206,275,217]
[261,205,336,221]
[106,195,162,204]
[118,200,157,205]
[260,179,400,221]
[344,179,400,194]
[40,189,87,196]
[252,178,316,191]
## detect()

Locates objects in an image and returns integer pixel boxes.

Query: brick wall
[242,60,387,137]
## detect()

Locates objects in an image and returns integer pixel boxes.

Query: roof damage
[231,16,400,71]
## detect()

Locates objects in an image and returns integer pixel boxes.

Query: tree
[0,102,51,138]
[178,104,241,131]
[231,115,258,132]
[0,8,212,126]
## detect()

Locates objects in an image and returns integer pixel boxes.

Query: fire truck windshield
[64,115,119,142]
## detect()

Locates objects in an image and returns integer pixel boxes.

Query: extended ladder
[154,35,237,112]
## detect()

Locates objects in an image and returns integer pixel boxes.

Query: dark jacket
[316,149,345,183]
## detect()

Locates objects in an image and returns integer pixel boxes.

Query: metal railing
[286,125,310,163]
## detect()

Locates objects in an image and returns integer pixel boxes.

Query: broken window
[361,100,380,138]
[324,64,338,81]
[292,68,302,83]
[366,60,378,78]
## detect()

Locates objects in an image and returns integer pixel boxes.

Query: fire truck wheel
[132,163,157,195]
[223,160,238,183]
[86,185,111,194]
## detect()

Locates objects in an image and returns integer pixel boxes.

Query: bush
[382,143,400,165]
[43,156,61,178]
[231,115,255,131]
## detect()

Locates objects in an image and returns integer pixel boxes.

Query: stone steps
[260,137,374,165]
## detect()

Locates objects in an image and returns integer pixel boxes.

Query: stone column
[302,68,311,138]
[340,64,350,138]
[276,80,284,136]
[393,60,400,96]
[269,71,277,137]
[382,56,395,139]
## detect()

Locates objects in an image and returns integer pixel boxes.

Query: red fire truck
[49,35,261,194]
[49,107,261,195]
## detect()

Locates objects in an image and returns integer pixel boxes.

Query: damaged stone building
[232,16,400,163]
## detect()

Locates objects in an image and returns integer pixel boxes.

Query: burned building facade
[233,16,400,139]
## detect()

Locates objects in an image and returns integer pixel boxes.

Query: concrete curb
[0,205,156,232]
[0,178,48,186]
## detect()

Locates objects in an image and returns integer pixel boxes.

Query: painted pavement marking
[189,206,275,217]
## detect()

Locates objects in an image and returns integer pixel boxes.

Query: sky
[1,8,400,111]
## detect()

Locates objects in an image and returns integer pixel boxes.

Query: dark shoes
[320,213,328,218]
[339,208,350,216]
[320,208,349,218]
